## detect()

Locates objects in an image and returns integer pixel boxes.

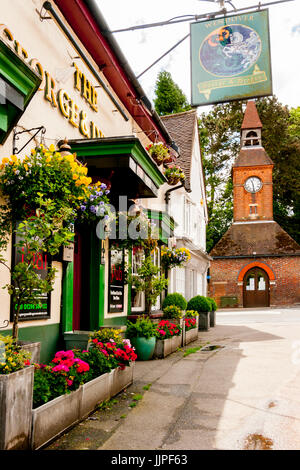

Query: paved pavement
[46,306,300,451]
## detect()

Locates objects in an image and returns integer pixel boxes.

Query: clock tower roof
[241,100,263,130]
[233,147,273,168]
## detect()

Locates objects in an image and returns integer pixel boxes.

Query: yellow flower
[49,144,56,152]
[2,157,9,164]
[73,174,79,180]
[46,156,52,163]
[31,149,36,156]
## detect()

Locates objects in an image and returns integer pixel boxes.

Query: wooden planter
[153,334,182,359]
[19,341,41,364]
[183,316,199,345]
[0,366,34,450]
[63,330,91,350]
[31,363,135,450]
[31,386,82,450]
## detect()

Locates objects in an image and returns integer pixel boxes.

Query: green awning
[68,136,167,199]
[0,39,41,144]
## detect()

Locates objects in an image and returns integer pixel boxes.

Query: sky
[96,0,300,116]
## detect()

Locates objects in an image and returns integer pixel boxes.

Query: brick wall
[233,166,273,221]
[209,256,300,307]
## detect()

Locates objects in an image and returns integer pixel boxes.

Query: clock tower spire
[233,100,274,222]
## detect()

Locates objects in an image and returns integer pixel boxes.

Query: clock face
[244,176,262,193]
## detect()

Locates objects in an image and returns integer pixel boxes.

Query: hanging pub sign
[108,244,125,313]
[190,9,273,106]
[10,224,51,321]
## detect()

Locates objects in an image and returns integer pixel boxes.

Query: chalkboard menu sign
[10,225,51,321]
[108,244,124,313]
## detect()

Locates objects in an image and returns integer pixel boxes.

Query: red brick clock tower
[208,101,300,308]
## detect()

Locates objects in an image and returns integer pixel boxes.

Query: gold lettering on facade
[79,111,90,138]
[30,59,45,90]
[14,40,28,60]
[45,72,57,107]
[0,24,14,43]
[73,62,98,112]
[58,89,70,118]
[0,23,104,138]
[73,62,82,92]
[69,98,79,128]
[90,122,104,138]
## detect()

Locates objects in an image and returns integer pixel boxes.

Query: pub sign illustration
[190,9,273,106]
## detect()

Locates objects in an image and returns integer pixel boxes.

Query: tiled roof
[241,100,263,129]
[210,222,300,257]
[161,109,198,191]
[233,148,274,167]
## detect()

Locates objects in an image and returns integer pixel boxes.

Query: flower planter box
[31,387,82,450]
[63,330,92,350]
[184,328,198,345]
[31,363,135,450]
[183,316,199,345]
[19,341,41,364]
[198,312,210,331]
[0,366,34,450]
[153,334,182,359]
[110,362,135,397]
[80,371,113,420]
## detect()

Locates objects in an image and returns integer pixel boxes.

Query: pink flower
[66,379,73,386]
[159,330,166,336]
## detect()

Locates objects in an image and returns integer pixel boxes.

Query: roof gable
[161,110,198,191]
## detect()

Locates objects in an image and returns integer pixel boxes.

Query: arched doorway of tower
[243,267,270,308]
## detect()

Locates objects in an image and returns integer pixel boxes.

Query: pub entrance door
[243,267,270,308]
[73,227,91,330]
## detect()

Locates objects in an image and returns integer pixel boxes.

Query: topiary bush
[206,297,218,311]
[162,293,187,311]
[187,295,211,313]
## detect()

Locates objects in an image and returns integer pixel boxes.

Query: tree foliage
[199,96,300,251]
[154,70,191,116]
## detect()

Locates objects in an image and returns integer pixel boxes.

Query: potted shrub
[187,296,211,331]
[183,310,199,345]
[0,334,33,450]
[206,297,218,327]
[125,316,157,361]
[154,320,182,358]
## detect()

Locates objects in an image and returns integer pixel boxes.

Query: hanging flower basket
[145,142,171,166]
[163,164,185,186]
[161,246,191,269]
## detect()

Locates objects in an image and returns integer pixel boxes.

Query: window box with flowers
[153,320,182,358]
[31,332,137,449]
[183,311,199,345]
[0,334,33,450]
[163,164,185,186]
